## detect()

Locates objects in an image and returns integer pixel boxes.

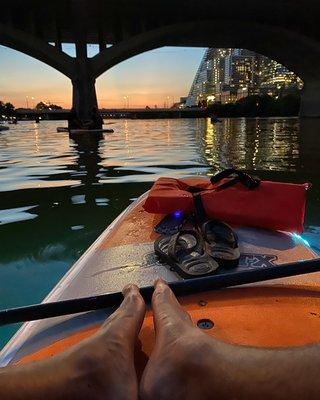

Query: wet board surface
[1,191,320,368]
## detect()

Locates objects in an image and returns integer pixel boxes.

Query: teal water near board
[1,117,320,348]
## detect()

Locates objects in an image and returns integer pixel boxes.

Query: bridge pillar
[70,0,101,129]
[300,81,320,118]
[72,61,99,124]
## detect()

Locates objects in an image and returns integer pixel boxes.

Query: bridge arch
[93,19,320,79]
[91,19,320,116]
[2,13,320,118]
[0,23,75,79]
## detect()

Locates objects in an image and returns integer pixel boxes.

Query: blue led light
[292,233,311,247]
[173,210,182,219]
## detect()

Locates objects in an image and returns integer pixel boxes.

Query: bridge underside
[1,0,320,120]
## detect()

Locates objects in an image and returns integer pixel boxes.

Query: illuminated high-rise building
[224,50,256,98]
[259,58,303,96]
[188,48,231,105]
[187,48,301,105]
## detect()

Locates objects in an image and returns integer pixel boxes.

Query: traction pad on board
[55,226,315,301]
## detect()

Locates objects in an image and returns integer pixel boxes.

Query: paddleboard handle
[1,257,320,325]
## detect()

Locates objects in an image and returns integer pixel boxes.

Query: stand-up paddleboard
[1,189,320,370]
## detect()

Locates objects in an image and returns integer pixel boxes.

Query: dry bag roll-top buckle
[210,168,261,191]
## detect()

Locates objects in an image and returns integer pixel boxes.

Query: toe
[100,284,145,347]
[152,280,193,339]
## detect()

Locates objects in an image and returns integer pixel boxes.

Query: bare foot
[140,281,320,400]
[65,283,146,400]
[0,284,145,400]
[140,280,221,400]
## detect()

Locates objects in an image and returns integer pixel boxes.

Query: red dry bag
[143,169,309,233]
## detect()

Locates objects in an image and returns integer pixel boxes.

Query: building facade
[187,48,302,106]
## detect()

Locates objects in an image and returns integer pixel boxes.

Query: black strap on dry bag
[188,169,261,223]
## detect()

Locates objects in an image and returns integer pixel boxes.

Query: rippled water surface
[1,117,320,347]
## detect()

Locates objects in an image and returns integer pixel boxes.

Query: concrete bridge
[14,107,209,120]
[1,0,320,121]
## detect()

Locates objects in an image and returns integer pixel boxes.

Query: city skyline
[1,44,303,110]
[188,48,302,106]
[0,45,206,109]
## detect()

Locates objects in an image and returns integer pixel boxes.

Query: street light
[123,96,129,109]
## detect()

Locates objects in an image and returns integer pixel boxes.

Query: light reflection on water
[0,117,320,346]
[197,118,301,171]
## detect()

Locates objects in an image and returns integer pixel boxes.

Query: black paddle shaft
[1,257,320,326]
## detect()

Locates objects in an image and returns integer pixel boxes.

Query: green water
[1,117,320,348]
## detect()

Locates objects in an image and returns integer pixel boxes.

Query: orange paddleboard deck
[0,191,320,368]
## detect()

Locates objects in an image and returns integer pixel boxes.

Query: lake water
[1,117,320,347]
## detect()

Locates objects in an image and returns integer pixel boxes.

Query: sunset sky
[0,45,205,109]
